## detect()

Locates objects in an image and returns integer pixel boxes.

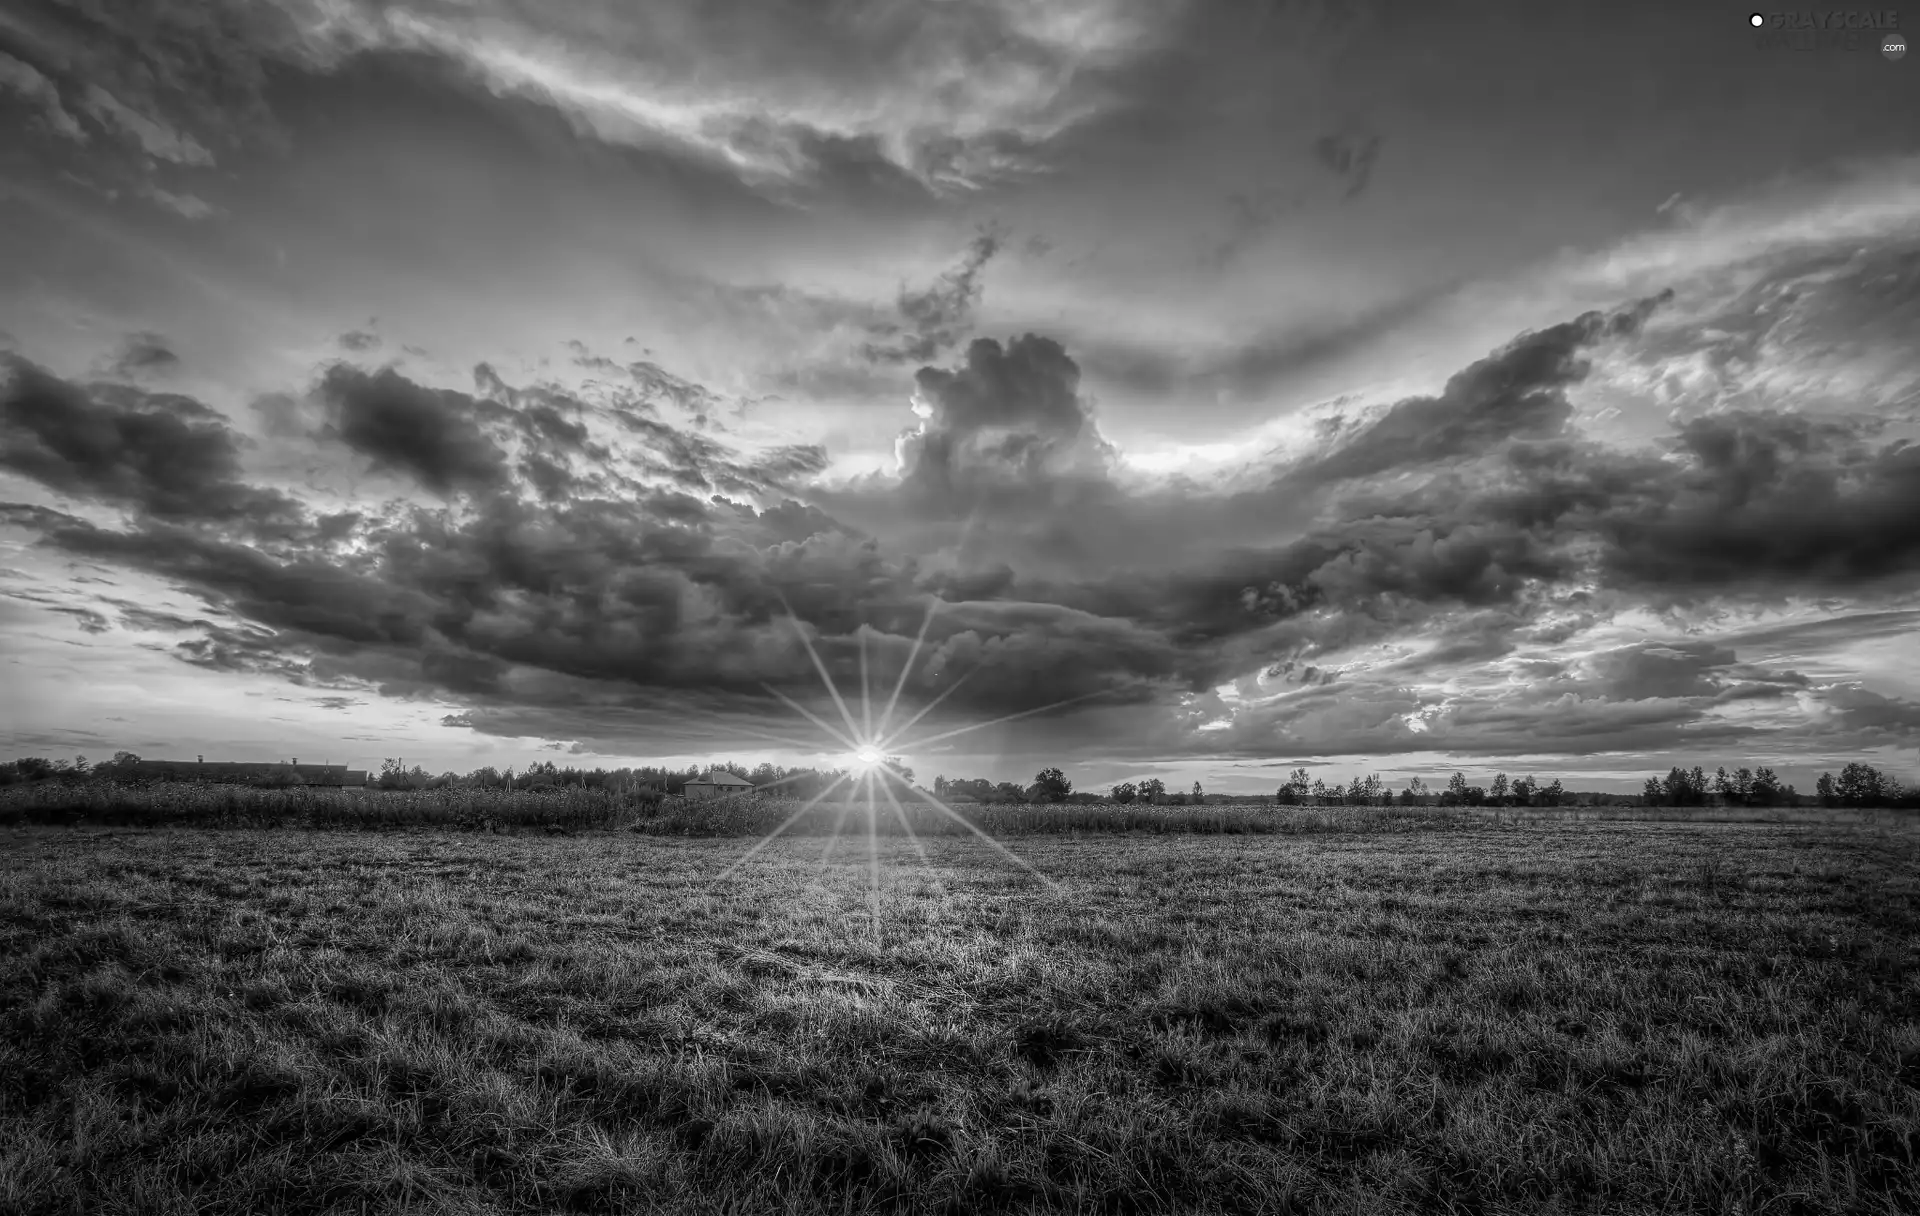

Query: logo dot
[1748,12,1765,27]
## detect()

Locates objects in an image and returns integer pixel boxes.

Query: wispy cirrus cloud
[273,0,1176,192]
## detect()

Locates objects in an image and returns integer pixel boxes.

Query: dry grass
[3,820,1917,1214]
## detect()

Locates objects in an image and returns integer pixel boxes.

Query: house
[682,770,756,800]
[128,759,369,786]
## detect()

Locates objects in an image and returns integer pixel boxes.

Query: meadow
[2,815,1917,1214]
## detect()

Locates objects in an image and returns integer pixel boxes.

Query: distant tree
[1713,766,1737,806]
[1510,775,1536,807]
[1539,779,1565,807]
[1111,782,1138,804]
[1657,765,1709,808]
[1277,768,1310,805]
[111,751,141,768]
[1836,762,1890,808]
[1191,780,1205,803]
[379,758,408,790]
[1489,773,1510,807]
[1462,786,1487,807]
[1031,767,1072,803]
[1310,778,1336,805]
[1815,771,1838,807]
[1442,771,1469,806]
[1345,776,1365,805]
[1398,776,1428,806]
[1749,766,1783,807]
[993,781,1029,803]
[1361,773,1384,806]
[1137,777,1166,804]
[1642,776,1664,806]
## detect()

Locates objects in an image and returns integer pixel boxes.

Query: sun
[711,592,1096,922]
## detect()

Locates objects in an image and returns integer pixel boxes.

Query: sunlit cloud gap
[710,771,852,884]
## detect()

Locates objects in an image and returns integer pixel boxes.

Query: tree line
[4,753,1915,810]
[0,753,867,799]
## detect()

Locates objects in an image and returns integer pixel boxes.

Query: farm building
[128,759,369,786]
[682,770,755,800]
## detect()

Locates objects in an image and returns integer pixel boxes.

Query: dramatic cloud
[3,1,1917,783]
[1301,290,1674,487]
[316,364,511,496]
[0,353,299,525]
[863,231,1002,364]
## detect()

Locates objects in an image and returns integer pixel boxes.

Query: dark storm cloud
[316,364,511,496]
[1595,411,1920,592]
[337,330,381,352]
[1302,290,1674,487]
[893,333,1117,508]
[862,231,1002,364]
[8,285,1918,761]
[0,353,299,525]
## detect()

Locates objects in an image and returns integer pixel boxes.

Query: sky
[2,0,1918,794]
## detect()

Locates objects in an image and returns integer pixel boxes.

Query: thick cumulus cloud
[893,333,1117,507]
[6,286,1920,762]
[317,365,512,496]
[1303,290,1673,487]
[0,353,299,526]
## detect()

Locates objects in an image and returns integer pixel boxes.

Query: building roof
[694,770,755,787]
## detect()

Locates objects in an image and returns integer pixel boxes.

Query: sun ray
[704,722,839,754]
[877,772,949,905]
[761,682,858,753]
[712,771,851,884]
[873,664,978,750]
[775,597,865,745]
[876,765,1062,893]
[863,771,882,936]
[887,688,1113,752]
[859,625,873,742]
[877,595,941,741]
[818,799,854,866]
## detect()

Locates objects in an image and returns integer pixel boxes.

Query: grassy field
[3,820,1917,1214]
